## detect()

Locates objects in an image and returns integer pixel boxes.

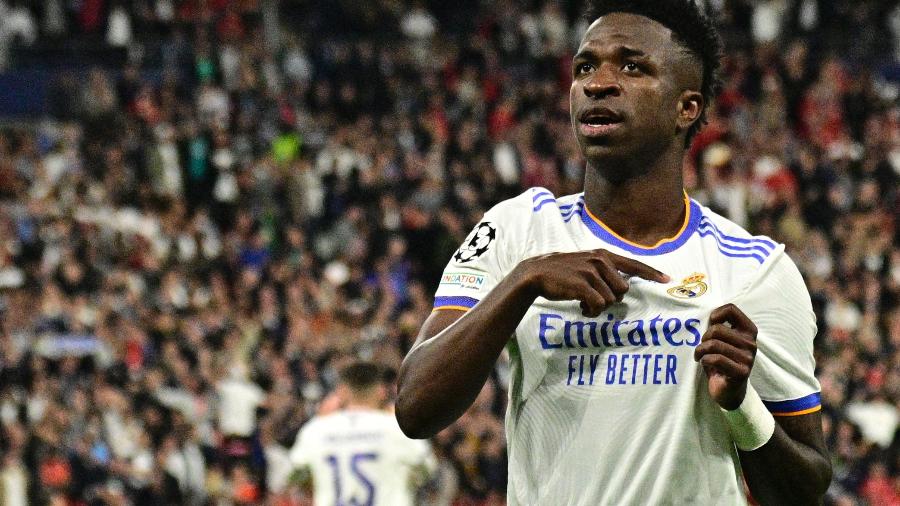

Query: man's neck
[345,400,381,411]
[582,147,687,247]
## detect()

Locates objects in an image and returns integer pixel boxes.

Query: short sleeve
[736,252,821,416]
[433,191,534,311]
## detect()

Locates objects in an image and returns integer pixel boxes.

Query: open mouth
[584,117,619,126]
[579,108,623,127]
[578,108,624,136]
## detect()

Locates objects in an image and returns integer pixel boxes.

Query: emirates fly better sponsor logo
[440,272,487,291]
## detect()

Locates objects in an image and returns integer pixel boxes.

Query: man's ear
[676,90,704,132]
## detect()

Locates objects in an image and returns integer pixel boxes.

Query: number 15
[325,452,378,506]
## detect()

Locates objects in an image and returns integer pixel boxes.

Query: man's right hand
[397,248,669,438]
[510,249,670,317]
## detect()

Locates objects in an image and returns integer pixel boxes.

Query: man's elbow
[395,387,435,439]
[785,456,832,505]
[807,445,833,500]
[396,414,431,440]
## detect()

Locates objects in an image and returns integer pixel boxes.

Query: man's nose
[583,65,622,99]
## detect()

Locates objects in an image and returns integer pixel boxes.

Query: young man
[396,1,832,504]
[290,362,436,506]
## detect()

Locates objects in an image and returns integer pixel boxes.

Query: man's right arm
[395,250,669,439]
[395,264,537,439]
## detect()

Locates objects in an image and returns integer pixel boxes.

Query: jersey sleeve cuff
[433,296,479,312]
[762,392,821,416]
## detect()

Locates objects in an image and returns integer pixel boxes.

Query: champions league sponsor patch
[453,222,496,263]
[440,272,486,291]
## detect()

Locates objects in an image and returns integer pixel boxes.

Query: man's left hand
[694,303,759,410]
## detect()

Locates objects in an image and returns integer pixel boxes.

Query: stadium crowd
[0,0,897,504]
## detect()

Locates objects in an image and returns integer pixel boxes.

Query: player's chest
[513,261,732,388]
[518,271,723,352]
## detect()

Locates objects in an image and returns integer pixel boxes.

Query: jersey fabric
[290,409,437,506]
[433,187,820,506]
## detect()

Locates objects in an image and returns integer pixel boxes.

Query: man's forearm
[739,420,832,505]
[396,271,535,439]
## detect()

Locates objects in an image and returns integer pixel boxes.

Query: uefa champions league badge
[667,273,708,299]
[453,222,497,263]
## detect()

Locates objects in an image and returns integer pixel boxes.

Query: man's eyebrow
[618,46,648,59]
[573,45,649,62]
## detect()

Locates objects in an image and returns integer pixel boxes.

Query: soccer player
[396,1,832,504]
[289,362,436,506]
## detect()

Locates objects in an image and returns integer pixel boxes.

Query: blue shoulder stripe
[531,190,586,221]
[562,200,584,222]
[699,217,775,250]
[559,195,585,220]
[698,225,772,257]
[533,198,557,212]
[531,188,557,212]
[530,188,553,202]
[699,234,767,263]
[697,215,777,264]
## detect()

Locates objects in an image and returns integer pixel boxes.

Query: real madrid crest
[667,273,708,299]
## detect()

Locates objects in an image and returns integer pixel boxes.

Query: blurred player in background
[397,0,832,504]
[290,362,436,506]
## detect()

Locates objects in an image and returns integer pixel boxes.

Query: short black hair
[585,0,723,145]
[339,361,382,392]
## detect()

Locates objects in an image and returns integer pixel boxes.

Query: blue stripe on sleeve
[762,392,821,414]
[433,296,479,309]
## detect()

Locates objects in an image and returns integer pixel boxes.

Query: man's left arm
[287,425,315,496]
[694,255,831,505]
[739,409,830,505]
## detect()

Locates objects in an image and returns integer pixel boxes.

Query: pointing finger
[601,250,671,284]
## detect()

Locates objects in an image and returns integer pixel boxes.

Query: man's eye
[623,62,641,73]
[576,63,594,75]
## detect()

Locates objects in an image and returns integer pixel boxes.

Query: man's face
[570,13,700,167]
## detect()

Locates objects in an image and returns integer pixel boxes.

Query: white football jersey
[434,188,820,506]
[290,409,437,506]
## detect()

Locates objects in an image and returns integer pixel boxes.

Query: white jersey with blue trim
[289,409,437,506]
[433,187,820,506]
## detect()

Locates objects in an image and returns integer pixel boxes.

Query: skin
[396,12,831,505]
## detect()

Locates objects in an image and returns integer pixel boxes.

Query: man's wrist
[720,383,775,451]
